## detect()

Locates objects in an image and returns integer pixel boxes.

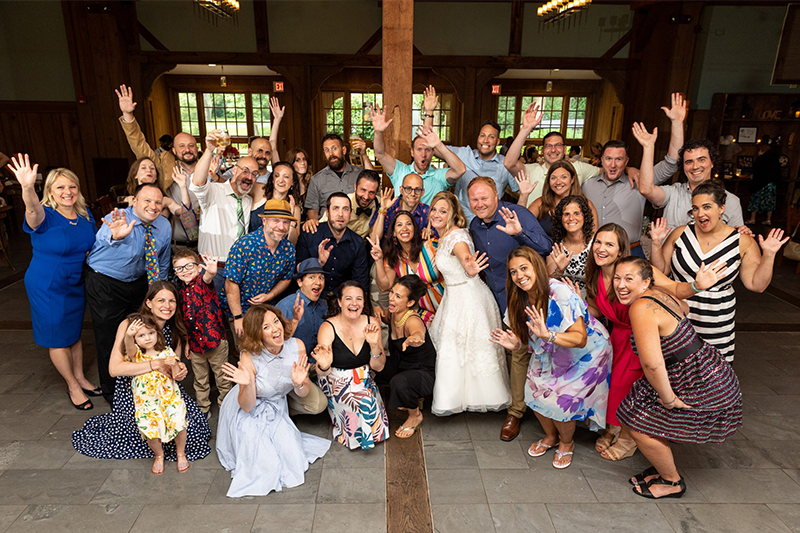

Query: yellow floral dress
[132,347,187,442]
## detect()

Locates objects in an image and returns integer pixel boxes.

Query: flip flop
[152,455,165,475]
[527,439,556,458]
[177,454,190,473]
[553,449,574,469]
[395,425,419,439]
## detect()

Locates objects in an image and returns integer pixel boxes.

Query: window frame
[494,93,592,148]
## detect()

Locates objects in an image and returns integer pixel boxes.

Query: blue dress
[72,325,212,462]
[23,207,96,348]
[216,339,331,497]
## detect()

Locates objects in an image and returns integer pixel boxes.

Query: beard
[177,152,198,165]
[327,156,345,171]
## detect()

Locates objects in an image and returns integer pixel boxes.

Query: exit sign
[491,84,502,95]
[273,81,285,93]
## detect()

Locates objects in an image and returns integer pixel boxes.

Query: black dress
[384,330,437,410]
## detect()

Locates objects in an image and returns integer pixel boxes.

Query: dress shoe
[500,414,521,441]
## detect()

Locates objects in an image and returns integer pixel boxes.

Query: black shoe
[633,476,686,499]
[629,466,659,486]
[69,392,94,411]
[82,387,103,397]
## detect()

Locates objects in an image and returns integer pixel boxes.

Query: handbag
[178,203,199,242]
[783,218,800,262]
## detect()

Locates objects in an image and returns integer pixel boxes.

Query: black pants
[84,269,147,402]
[388,368,435,410]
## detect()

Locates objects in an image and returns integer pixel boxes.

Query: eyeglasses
[544,143,565,150]
[235,166,254,177]
[402,186,424,195]
[173,262,199,273]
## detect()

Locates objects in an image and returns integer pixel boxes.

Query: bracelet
[425,113,435,118]
[316,364,331,372]
[296,382,305,391]
[547,330,557,344]
[378,208,388,215]
[371,352,383,359]
[663,394,677,406]
[233,314,243,320]
[690,281,701,293]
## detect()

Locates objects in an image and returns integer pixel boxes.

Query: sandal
[601,437,637,461]
[152,455,165,475]
[553,449,574,469]
[82,387,103,397]
[177,454,190,473]
[527,439,557,458]
[396,425,419,439]
[629,466,659,486]
[633,476,686,499]
[594,427,620,453]
[68,392,93,411]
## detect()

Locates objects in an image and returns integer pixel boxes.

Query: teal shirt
[388,159,450,206]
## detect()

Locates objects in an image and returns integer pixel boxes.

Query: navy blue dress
[23,207,96,348]
[72,325,212,462]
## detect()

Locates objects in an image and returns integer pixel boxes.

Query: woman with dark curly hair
[249,161,303,243]
[547,195,595,295]
[527,160,598,237]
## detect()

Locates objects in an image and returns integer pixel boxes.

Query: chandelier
[195,0,240,20]
[537,0,592,24]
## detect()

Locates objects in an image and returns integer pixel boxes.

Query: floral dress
[524,279,612,431]
[132,346,187,442]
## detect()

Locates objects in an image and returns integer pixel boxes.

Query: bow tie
[356,206,373,217]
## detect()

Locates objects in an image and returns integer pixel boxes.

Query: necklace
[394,309,414,328]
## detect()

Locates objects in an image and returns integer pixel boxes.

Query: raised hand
[8,154,38,189]
[379,188,396,211]
[312,344,333,371]
[288,195,297,215]
[496,207,522,236]
[402,333,424,352]
[562,277,583,298]
[364,322,382,348]
[551,243,572,272]
[415,125,442,150]
[269,96,285,120]
[368,104,393,133]
[661,92,688,124]
[374,306,387,322]
[351,137,366,153]
[514,169,535,197]
[649,218,670,246]
[291,354,310,387]
[317,238,333,266]
[171,166,187,188]
[126,318,144,338]
[735,224,755,238]
[366,236,383,262]
[205,129,223,150]
[694,260,728,291]
[464,250,489,277]
[292,292,305,323]
[422,85,439,113]
[200,252,217,277]
[221,361,251,386]
[631,122,657,149]
[521,101,544,130]
[758,228,790,255]
[421,219,434,241]
[115,84,137,115]
[489,328,523,351]
[302,218,320,234]
[103,208,136,241]
[209,154,220,177]
[525,306,549,340]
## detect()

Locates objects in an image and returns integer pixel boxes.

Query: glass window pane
[177,92,200,136]
[323,92,345,137]
[495,96,517,140]
[251,93,272,137]
[350,92,383,140]
[203,92,248,139]
[565,96,588,141]
[411,92,454,143]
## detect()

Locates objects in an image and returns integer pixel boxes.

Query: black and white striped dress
[670,225,741,362]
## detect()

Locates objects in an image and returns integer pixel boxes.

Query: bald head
[231,156,258,197]
[401,173,424,209]
[249,138,271,171]
[172,132,199,165]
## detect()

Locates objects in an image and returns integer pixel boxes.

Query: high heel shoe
[69,392,93,411]
[633,476,686,499]
[82,387,103,397]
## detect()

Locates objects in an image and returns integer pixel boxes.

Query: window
[178,92,200,136]
[323,92,345,137]
[203,93,248,136]
[251,93,273,137]
[411,93,453,143]
[495,94,589,144]
[350,92,383,140]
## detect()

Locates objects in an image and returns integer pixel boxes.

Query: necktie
[143,224,160,286]
[356,206,373,217]
[233,194,245,237]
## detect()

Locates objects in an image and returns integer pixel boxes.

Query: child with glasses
[173,249,232,420]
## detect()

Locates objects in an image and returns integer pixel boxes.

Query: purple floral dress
[524,279,612,431]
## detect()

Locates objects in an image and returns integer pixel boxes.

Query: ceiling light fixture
[537,0,592,25]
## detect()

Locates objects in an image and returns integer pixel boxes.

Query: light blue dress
[216,339,331,497]
[524,279,612,432]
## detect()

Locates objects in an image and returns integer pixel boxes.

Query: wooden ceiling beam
[509,0,525,55]
[253,0,270,54]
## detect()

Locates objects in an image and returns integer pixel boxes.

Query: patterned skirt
[317,365,390,450]
[747,182,777,213]
[616,343,742,444]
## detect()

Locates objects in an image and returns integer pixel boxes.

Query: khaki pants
[508,345,532,419]
[288,381,328,416]
[190,339,233,412]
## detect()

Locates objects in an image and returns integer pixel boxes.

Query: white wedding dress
[429,228,511,416]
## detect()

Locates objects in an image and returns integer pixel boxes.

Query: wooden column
[382,0,414,166]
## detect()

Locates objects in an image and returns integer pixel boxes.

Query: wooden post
[382,0,414,168]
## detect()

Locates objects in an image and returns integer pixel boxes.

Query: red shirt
[180,275,227,353]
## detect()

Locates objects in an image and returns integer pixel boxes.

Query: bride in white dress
[428,191,511,415]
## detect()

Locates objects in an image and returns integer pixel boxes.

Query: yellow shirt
[320,192,375,238]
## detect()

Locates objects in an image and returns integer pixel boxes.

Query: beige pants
[508,345,532,419]
[288,381,328,416]
[190,339,233,412]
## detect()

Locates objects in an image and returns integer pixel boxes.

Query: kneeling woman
[378,275,437,438]
[216,305,330,498]
[491,247,612,469]
[315,281,390,450]
[614,257,742,499]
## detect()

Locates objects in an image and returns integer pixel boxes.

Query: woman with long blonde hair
[9,154,100,410]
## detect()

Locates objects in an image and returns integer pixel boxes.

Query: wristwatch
[233,314,243,320]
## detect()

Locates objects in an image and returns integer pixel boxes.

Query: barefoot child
[173,249,232,420]
[124,315,189,475]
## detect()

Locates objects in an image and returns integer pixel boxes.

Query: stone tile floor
[1,229,799,531]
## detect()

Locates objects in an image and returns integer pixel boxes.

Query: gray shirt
[656,182,745,227]
[582,155,677,243]
[304,162,364,215]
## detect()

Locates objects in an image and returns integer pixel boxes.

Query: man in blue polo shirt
[369,103,465,205]
[276,258,328,363]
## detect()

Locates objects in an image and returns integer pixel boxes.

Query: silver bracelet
[547,330,557,344]
[370,352,382,359]
[296,382,305,391]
